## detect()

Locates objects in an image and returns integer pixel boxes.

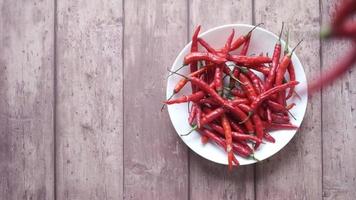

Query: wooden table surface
[1,0,355,199]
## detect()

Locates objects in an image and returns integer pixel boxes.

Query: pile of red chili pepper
[164,23,301,170]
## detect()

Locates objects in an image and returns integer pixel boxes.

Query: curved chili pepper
[197,38,219,54]
[237,104,265,148]
[230,55,272,66]
[264,122,298,130]
[286,62,296,99]
[164,91,205,104]
[209,123,263,143]
[229,23,262,51]
[230,120,246,134]
[184,52,227,65]
[264,23,284,91]
[239,73,258,102]
[232,142,253,158]
[266,100,288,113]
[244,69,263,94]
[222,29,235,55]
[264,132,275,143]
[250,81,299,113]
[271,113,290,124]
[190,25,201,92]
[199,129,240,167]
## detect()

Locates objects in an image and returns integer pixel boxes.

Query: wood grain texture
[123,0,189,199]
[0,0,54,199]
[254,1,322,199]
[321,0,356,199]
[56,0,123,199]
[189,1,255,199]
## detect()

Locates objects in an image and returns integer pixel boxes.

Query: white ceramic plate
[166,24,308,165]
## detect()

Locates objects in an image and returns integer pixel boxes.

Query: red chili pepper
[275,40,303,86]
[164,91,205,104]
[231,87,247,98]
[188,104,197,125]
[267,108,272,124]
[230,23,262,51]
[222,29,235,55]
[239,73,258,102]
[221,114,235,170]
[197,38,219,54]
[264,23,284,91]
[229,97,250,105]
[232,142,253,158]
[237,104,265,148]
[214,66,223,95]
[230,120,246,134]
[286,62,296,99]
[230,55,272,66]
[209,123,263,143]
[245,64,270,76]
[240,37,251,56]
[250,81,299,113]
[196,106,203,128]
[264,132,275,143]
[271,113,290,124]
[200,98,249,127]
[184,52,227,65]
[266,100,288,113]
[190,25,201,92]
[264,122,298,130]
[244,69,263,94]
[199,129,240,167]
[275,40,302,104]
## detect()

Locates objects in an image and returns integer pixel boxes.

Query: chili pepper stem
[246,23,264,37]
[181,125,197,136]
[288,39,303,56]
[167,68,190,79]
[284,28,290,55]
[288,110,297,120]
[167,64,188,77]
[278,22,285,42]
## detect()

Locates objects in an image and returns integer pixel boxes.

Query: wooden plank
[189,1,255,199]
[123,0,189,199]
[56,1,123,199]
[321,0,356,199]
[254,1,322,199]
[0,0,54,199]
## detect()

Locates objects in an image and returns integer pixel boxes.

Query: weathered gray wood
[123,0,189,199]
[321,1,356,199]
[254,1,322,199]
[189,1,255,199]
[56,1,123,199]
[0,0,54,199]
